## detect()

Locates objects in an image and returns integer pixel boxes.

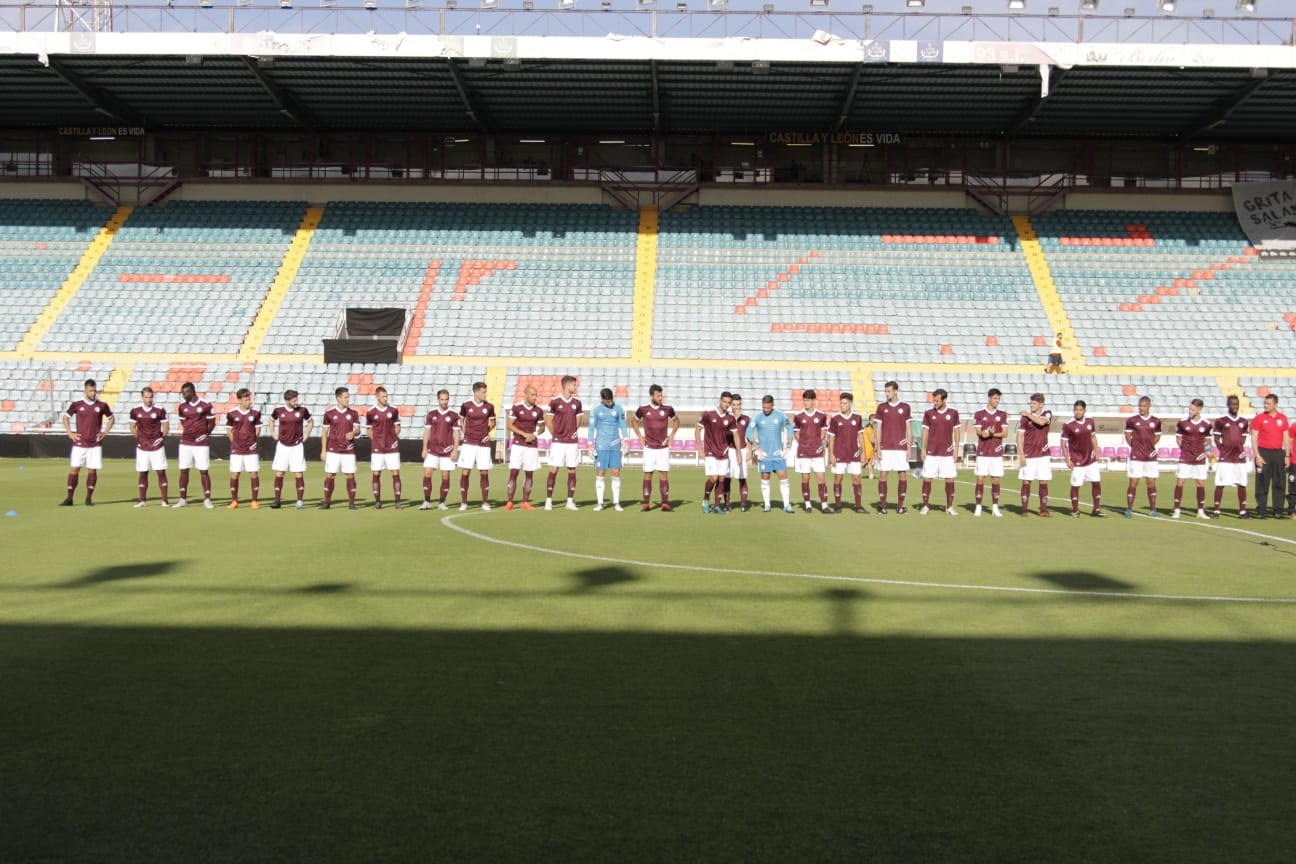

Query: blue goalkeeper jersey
[589,402,627,450]
[747,408,791,456]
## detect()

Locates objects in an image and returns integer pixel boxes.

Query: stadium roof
[3,5,1295,140]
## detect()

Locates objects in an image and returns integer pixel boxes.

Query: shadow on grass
[568,565,636,593]
[297,582,353,594]
[2,624,1293,864]
[1035,570,1133,591]
[63,560,181,587]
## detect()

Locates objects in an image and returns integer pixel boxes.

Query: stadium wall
[1063,191,1232,213]
[170,181,605,206]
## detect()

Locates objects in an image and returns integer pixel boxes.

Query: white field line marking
[954,478,1296,547]
[441,514,1296,605]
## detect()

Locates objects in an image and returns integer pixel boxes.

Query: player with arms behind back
[545,375,582,511]
[748,395,795,513]
[1211,394,1250,518]
[793,389,832,514]
[1061,400,1104,518]
[919,388,960,516]
[225,388,263,510]
[366,386,403,510]
[420,389,460,511]
[827,392,869,514]
[458,381,496,511]
[588,387,628,512]
[1173,398,1213,520]
[269,389,313,510]
[504,385,544,511]
[874,380,911,514]
[972,388,1007,517]
[129,386,169,508]
[1123,396,1162,518]
[630,384,678,511]
[321,386,361,510]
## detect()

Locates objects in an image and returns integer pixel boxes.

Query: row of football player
[58,377,1295,519]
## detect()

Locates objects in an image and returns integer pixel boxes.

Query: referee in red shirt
[1249,394,1291,519]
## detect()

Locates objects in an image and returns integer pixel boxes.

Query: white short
[458,443,493,471]
[641,447,671,473]
[974,455,1005,478]
[272,443,307,474]
[921,455,957,479]
[229,454,260,473]
[509,446,541,472]
[1019,456,1054,482]
[324,452,357,475]
[135,448,166,472]
[548,441,580,469]
[1126,459,1159,479]
[877,449,909,473]
[423,455,455,472]
[728,447,749,480]
[1070,463,1102,485]
[1214,462,1249,487]
[795,456,827,475]
[370,452,401,472]
[70,445,103,470]
[1176,463,1208,481]
[703,455,731,477]
[178,444,210,471]
[832,461,862,477]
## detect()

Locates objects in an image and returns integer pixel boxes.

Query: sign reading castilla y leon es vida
[59,127,146,137]
[766,131,901,146]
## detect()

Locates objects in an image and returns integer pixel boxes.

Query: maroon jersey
[323,406,361,454]
[1060,418,1098,467]
[130,405,167,452]
[697,409,736,460]
[67,398,112,448]
[828,412,865,462]
[459,399,495,446]
[547,396,583,444]
[176,398,215,446]
[424,408,460,457]
[509,402,545,448]
[1176,417,1212,465]
[1124,414,1161,462]
[973,408,1008,458]
[1018,410,1053,458]
[226,408,262,456]
[1212,414,1249,464]
[272,405,310,447]
[922,407,960,456]
[793,410,829,459]
[635,403,677,450]
[875,400,911,451]
[729,414,750,452]
[366,405,402,455]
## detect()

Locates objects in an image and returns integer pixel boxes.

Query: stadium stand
[261,202,639,359]
[0,358,115,434]
[37,200,306,355]
[1032,210,1296,367]
[0,199,113,352]
[653,206,1053,364]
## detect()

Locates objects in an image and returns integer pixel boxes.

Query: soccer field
[3,457,1295,863]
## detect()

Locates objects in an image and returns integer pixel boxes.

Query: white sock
[611,476,620,505]
[596,477,605,506]
[779,478,791,506]
[760,478,771,506]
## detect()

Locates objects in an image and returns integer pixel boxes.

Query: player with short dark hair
[367,386,403,510]
[827,392,868,514]
[696,392,736,514]
[631,384,678,511]
[421,389,460,510]
[588,387,628,512]
[322,386,361,510]
[270,389,313,510]
[1017,393,1053,518]
[1212,394,1250,518]
[874,380,911,514]
[748,394,794,513]
[793,389,831,514]
[1124,396,1162,518]
[920,388,960,516]
[225,388,263,510]
[459,381,496,511]
[1173,398,1212,520]
[61,378,114,507]
[545,375,582,511]
[173,381,215,509]
[727,393,751,512]
[1061,399,1104,518]
[129,386,169,508]
[973,388,1007,517]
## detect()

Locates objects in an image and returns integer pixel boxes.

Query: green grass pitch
[3,457,1295,863]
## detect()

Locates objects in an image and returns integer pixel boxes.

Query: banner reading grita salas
[1232,180,1296,251]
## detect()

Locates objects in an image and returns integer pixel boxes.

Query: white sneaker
[133,501,147,508]
[593,504,604,512]
[203,499,214,510]
[804,502,812,511]
[946,507,958,516]
[544,499,553,511]
[763,505,772,513]
[821,502,831,513]
[438,502,449,510]
[480,503,491,512]
[159,502,170,509]
[992,506,1003,517]
[459,503,468,511]
[565,499,578,511]
[174,498,187,508]
[920,505,930,515]
[974,505,983,516]
[1196,509,1210,520]
[1172,508,1182,520]
[420,501,433,510]
[614,504,624,512]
